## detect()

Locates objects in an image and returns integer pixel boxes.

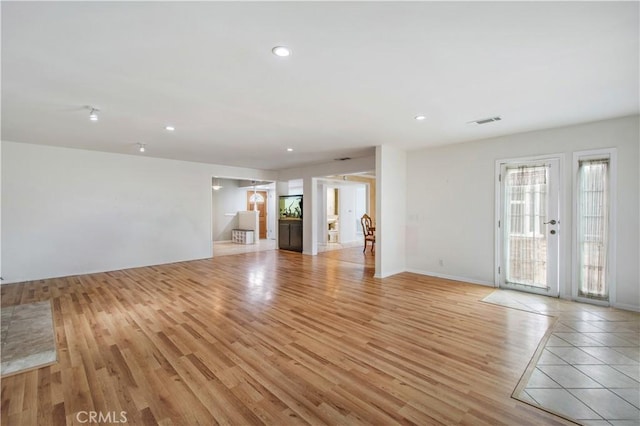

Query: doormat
[481,289,554,315]
[1,301,57,377]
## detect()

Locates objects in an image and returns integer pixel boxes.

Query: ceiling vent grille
[470,116,502,125]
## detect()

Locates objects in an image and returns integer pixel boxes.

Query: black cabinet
[279,194,303,252]
[279,219,303,252]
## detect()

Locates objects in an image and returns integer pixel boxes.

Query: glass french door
[499,159,560,296]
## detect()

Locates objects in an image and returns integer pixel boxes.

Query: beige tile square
[519,391,539,405]
[613,347,640,363]
[553,332,606,347]
[580,347,639,365]
[525,368,561,388]
[575,365,639,388]
[560,320,607,333]
[594,322,639,333]
[582,332,638,347]
[612,365,640,382]
[568,388,640,420]
[614,332,640,345]
[537,349,568,365]
[611,388,640,409]
[547,346,605,365]
[554,323,579,332]
[546,335,573,347]
[537,365,603,388]
[525,388,602,420]
[560,312,610,322]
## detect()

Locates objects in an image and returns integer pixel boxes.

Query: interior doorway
[327,187,339,243]
[247,190,267,239]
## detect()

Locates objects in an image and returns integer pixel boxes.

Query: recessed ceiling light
[165,125,175,131]
[287,148,294,152]
[138,143,146,153]
[212,177,223,191]
[414,115,426,121]
[272,46,291,57]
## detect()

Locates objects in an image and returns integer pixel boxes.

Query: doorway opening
[211,177,276,257]
[247,189,268,240]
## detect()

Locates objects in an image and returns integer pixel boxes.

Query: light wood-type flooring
[1,248,572,425]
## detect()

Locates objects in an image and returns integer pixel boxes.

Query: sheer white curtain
[577,159,609,299]
[504,165,548,287]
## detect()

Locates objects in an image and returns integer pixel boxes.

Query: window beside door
[574,150,616,303]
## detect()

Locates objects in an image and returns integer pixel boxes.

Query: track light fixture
[138,143,146,153]
[89,107,99,121]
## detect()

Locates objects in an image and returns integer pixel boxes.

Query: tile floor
[316,240,362,252]
[213,239,363,257]
[213,239,277,257]
[484,290,640,425]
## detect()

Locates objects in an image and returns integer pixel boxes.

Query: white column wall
[302,177,317,255]
[375,145,407,278]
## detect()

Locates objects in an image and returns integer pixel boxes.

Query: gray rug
[481,289,557,315]
[1,301,57,376]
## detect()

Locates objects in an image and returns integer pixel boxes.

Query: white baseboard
[612,302,640,312]
[374,268,406,279]
[405,268,495,287]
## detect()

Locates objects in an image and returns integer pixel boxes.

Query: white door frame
[494,155,565,297]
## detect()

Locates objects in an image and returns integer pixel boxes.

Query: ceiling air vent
[469,116,502,125]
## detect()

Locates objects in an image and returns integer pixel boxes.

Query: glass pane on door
[504,165,549,289]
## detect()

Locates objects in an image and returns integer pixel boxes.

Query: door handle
[544,220,558,225]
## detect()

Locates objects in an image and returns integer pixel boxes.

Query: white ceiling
[2,2,638,171]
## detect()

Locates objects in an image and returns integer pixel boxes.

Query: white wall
[278,155,375,182]
[1,142,276,283]
[0,142,2,281]
[302,177,318,255]
[288,180,303,195]
[355,185,366,237]
[406,115,639,310]
[266,189,276,240]
[318,183,328,245]
[376,145,407,278]
[338,186,357,244]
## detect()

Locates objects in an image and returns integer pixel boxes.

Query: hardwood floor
[1,248,571,425]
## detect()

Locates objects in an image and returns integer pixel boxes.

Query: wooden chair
[360,214,375,253]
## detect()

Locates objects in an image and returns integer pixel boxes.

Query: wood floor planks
[1,248,572,425]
